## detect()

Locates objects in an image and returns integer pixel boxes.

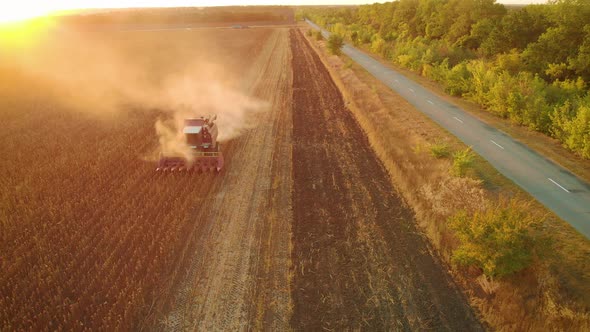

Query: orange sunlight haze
[0,4,57,23]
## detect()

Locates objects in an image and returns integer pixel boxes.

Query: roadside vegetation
[327,33,344,55]
[429,141,450,158]
[450,198,546,278]
[301,25,590,331]
[299,0,590,159]
[451,147,474,177]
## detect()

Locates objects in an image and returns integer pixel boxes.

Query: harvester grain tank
[156,115,224,172]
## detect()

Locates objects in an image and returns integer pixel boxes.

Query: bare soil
[289,29,482,331]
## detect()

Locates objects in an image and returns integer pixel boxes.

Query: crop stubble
[160,28,293,331]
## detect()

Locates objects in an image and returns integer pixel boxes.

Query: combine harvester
[156,115,224,173]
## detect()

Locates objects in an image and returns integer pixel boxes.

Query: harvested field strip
[161,28,292,331]
[289,28,482,331]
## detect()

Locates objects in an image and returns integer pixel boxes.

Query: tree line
[299,0,590,158]
[60,7,295,25]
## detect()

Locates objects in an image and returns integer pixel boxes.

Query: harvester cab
[156,115,224,172]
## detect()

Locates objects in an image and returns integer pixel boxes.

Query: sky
[0,0,549,23]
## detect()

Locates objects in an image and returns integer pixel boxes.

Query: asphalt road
[306,19,590,239]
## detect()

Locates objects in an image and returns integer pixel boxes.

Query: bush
[430,142,451,158]
[306,29,313,37]
[449,198,545,278]
[451,147,474,176]
[328,33,344,55]
[344,59,353,69]
[314,30,323,41]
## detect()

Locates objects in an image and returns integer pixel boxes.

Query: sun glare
[0,5,54,24]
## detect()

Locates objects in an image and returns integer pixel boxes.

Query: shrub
[314,30,324,41]
[449,198,545,278]
[328,34,344,55]
[344,59,353,69]
[451,147,474,176]
[430,141,450,158]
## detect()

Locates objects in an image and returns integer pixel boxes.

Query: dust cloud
[2,22,267,156]
[154,78,267,161]
[153,76,268,160]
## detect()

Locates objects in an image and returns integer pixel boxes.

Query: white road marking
[453,117,464,124]
[409,88,415,93]
[548,178,570,193]
[427,100,434,105]
[490,140,504,150]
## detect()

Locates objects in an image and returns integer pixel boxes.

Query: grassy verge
[300,25,590,331]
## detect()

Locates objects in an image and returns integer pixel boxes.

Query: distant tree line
[61,7,294,25]
[300,0,590,158]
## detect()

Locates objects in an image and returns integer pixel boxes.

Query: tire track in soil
[290,29,483,331]
[161,28,292,331]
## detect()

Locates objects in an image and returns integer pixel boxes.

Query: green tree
[523,26,573,77]
[465,59,496,105]
[392,0,420,38]
[445,61,472,96]
[480,4,550,57]
[370,33,386,54]
[494,49,523,75]
[331,22,347,36]
[485,71,516,118]
[462,18,496,50]
[416,0,446,38]
[568,25,590,81]
[561,103,590,158]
